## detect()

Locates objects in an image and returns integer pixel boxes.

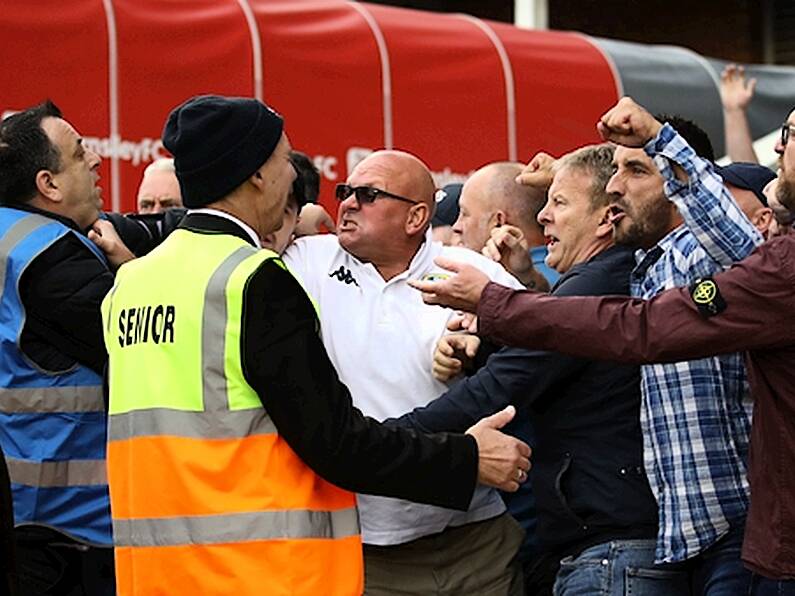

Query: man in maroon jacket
[411,104,795,594]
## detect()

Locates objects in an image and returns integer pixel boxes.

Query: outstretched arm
[477,238,795,363]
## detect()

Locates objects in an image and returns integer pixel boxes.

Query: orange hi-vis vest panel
[101,230,363,595]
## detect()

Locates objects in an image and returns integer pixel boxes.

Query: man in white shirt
[284,150,525,595]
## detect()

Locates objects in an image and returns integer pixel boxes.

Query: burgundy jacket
[477,235,795,579]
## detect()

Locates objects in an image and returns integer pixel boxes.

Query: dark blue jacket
[396,245,658,556]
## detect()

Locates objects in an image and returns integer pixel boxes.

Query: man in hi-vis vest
[0,100,130,595]
[101,95,531,596]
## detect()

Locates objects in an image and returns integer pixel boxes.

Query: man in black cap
[431,182,462,245]
[715,162,776,239]
[100,94,531,595]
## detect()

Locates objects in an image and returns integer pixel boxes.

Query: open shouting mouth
[608,204,626,225]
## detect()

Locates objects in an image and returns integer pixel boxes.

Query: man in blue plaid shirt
[594,97,763,594]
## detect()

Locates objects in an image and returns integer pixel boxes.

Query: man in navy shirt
[397,144,661,595]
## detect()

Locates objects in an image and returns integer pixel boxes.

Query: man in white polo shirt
[283,150,525,595]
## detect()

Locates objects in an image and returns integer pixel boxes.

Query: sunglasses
[781,123,795,147]
[335,184,419,205]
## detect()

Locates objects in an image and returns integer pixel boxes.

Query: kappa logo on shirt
[329,265,359,287]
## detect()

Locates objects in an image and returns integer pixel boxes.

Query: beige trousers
[363,512,525,595]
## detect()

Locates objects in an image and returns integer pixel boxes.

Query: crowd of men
[0,62,793,596]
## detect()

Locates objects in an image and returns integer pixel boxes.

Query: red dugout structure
[2,0,793,213]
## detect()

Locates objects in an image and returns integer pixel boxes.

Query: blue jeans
[750,575,795,595]
[554,539,689,596]
[554,526,751,596]
[689,522,751,595]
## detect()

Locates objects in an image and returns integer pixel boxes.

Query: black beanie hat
[162,95,284,208]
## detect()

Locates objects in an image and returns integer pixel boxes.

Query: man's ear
[249,169,265,190]
[35,170,61,203]
[406,202,431,235]
[755,207,773,235]
[594,205,613,240]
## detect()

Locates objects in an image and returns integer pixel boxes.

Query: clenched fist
[597,97,662,148]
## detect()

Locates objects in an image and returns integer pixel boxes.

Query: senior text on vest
[118,305,176,347]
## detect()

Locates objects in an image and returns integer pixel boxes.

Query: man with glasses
[283,149,527,595]
[101,97,532,594]
[780,120,795,150]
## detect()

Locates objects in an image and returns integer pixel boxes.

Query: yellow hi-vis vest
[102,229,362,596]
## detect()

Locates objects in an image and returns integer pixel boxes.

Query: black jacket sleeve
[241,259,478,511]
[105,208,187,257]
[388,247,633,432]
[18,234,114,376]
[391,260,610,434]
[393,347,585,433]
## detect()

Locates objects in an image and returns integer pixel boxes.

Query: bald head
[454,161,546,250]
[337,149,436,280]
[352,150,436,208]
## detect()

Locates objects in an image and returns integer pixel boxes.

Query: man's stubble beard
[777,174,795,214]
[612,198,673,251]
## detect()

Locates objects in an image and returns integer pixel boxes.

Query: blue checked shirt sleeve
[645,123,763,267]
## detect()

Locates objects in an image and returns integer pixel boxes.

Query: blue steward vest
[0,207,112,545]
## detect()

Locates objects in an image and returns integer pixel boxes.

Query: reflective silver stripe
[0,213,55,303]
[108,407,277,441]
[202,246,257,412]
[6,456,107,487]
[113,507,360,547]
[103,281,119,335]
[109,246,276,442]
[0,386,104,413]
